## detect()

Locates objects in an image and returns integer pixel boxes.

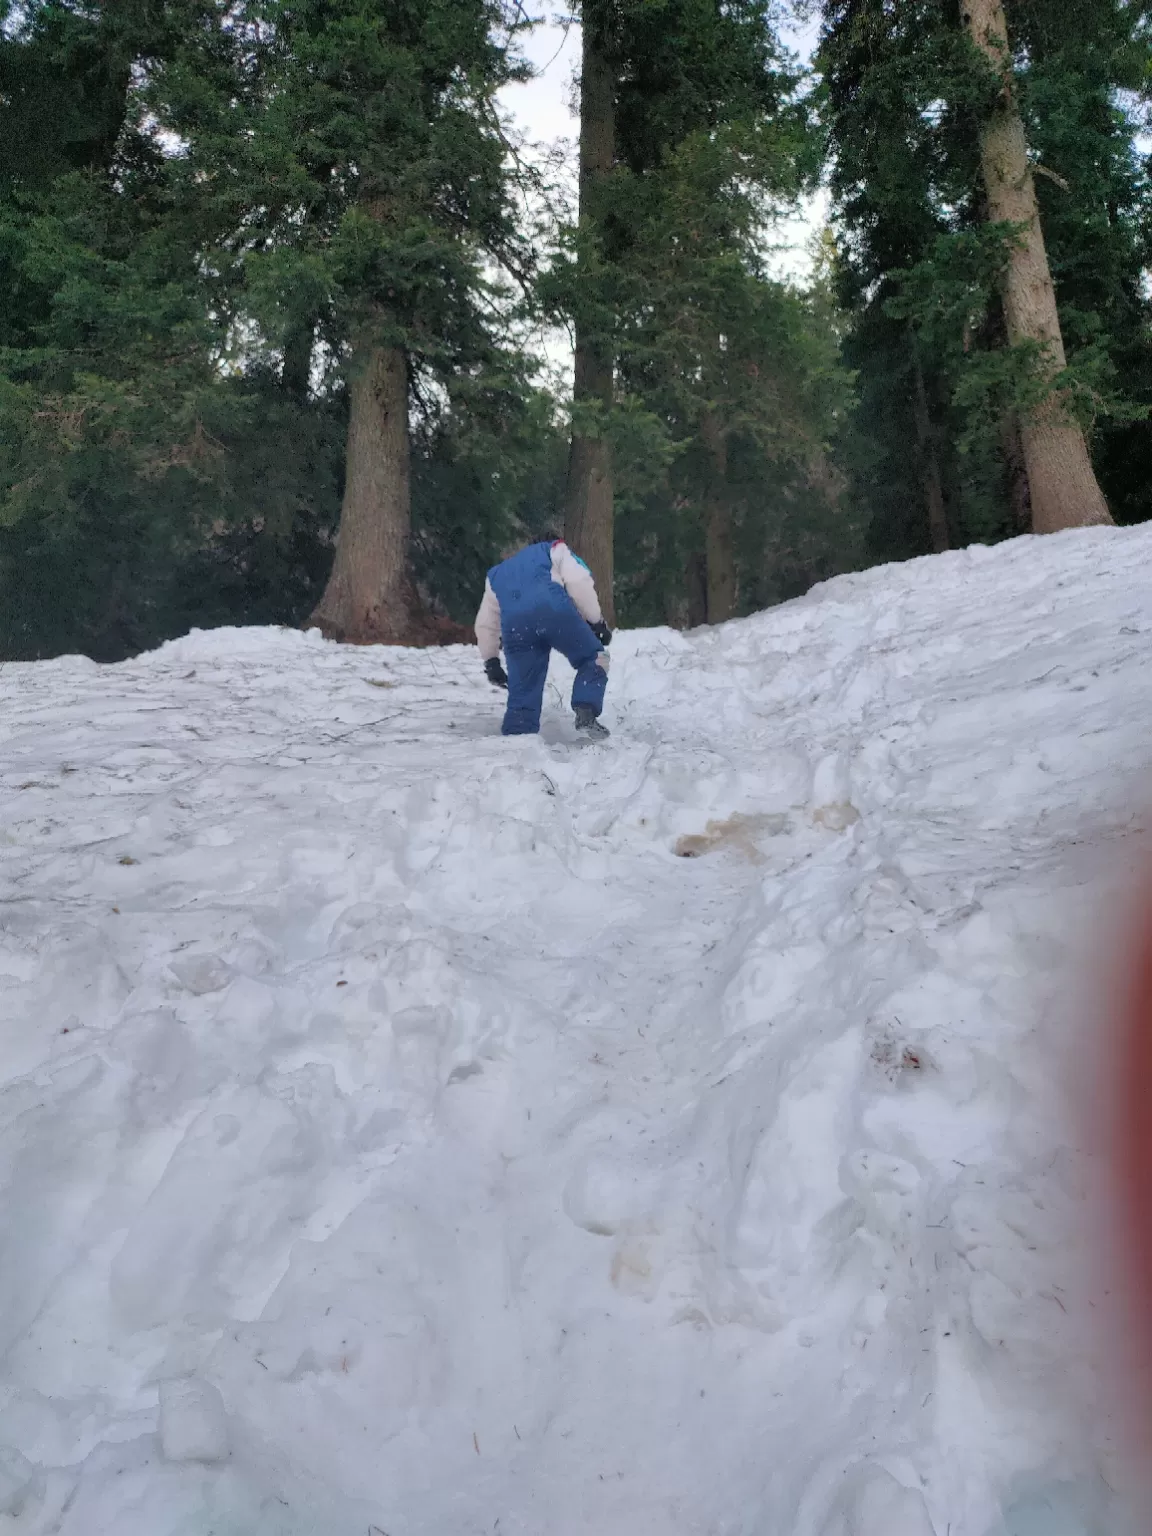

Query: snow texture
[158,1377,229,1463]
[1,526,1150,1534]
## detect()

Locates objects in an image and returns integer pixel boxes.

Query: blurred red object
[1119,892,1152,1391]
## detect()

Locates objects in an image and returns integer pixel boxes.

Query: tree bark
[309,336,411,642]
[565,2,616,623]
[910,340,950,553]
[960,0,1112,534]
[566,350,615,624]
[1001,410,1032,532]
[281,166,334,400]
[685,551,707,629]
[701,411,736,622]
[282,323,313,400]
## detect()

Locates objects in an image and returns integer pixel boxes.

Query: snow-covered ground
[2,527,1151,1535]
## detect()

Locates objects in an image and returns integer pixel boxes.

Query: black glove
[484,657,508,690]
[591,620,613,647]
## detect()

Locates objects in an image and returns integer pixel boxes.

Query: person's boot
[574,705,610,739]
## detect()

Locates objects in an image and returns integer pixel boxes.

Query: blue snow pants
[488,543,608,736]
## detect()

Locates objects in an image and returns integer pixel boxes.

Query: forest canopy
[2,0,1148,660]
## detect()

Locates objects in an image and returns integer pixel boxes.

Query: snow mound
[1,526,1150,1535]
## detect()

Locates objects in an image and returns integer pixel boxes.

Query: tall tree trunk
[685,551,707,629]
[960,0,1112,534]
[310,335,411,643]
[702,411,735,622]
[909,340,950,553]
[281,167,333,400]
[282,323,313,400]
[1001,410,1032,532]
[565,2,616,624]
[662,581,686,630]
[89,61,132,174]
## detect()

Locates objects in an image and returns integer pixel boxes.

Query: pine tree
[0,0,245,655]
[1,0,562,659]
[818,0,987,558]
[1009,0,1152,527]
[223,0,531,644]
[820,0,1148,555]
[555,0,819,622]
[612,116,840,623]
[960,0,1111,532]
[566,0,618,623]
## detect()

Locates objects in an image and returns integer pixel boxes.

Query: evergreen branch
[1032,163,1070,192]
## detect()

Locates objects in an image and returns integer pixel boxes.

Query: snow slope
[1,527,1151,1536]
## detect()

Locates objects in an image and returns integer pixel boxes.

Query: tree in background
[821,0,1149,557]
[612,115,847,625]
[960,0,1111,532]
[819,0,1004,559]
[227,0,533,643]
[0,0,256,657]
[1009,0,1152,528]
[565,0,618,622]
[554,0,827,621]
[0,0,555,658]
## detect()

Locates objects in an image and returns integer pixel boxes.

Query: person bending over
[475,534,612,738]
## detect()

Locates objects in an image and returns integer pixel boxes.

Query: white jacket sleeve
[551,543,603,626]
[474,579,502,661]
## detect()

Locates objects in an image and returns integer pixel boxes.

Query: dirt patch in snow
[673,811,789,860]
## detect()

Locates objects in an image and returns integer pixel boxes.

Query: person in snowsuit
[475,534,613,737]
